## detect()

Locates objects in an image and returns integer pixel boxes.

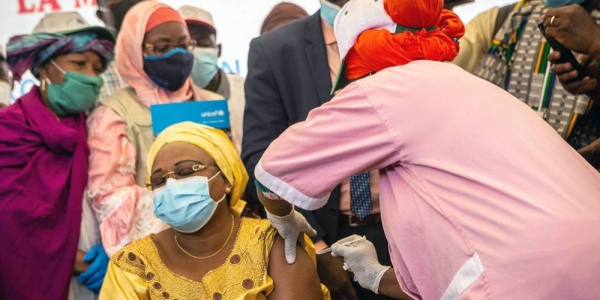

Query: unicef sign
[150,99,231,135]
[201,109,226,118]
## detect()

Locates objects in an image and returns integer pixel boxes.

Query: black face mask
[143,48,194,92]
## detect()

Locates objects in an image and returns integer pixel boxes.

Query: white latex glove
[266,207,317,264]
[331,234,390,294]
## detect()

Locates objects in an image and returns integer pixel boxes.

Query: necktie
[350,172,372,220]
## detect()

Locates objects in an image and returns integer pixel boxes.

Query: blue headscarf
[6,31,115,81]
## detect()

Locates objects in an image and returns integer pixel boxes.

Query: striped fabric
[98,61,128,104]
[475,0,600,148]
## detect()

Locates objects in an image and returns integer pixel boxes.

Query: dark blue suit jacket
[242,12,342,245]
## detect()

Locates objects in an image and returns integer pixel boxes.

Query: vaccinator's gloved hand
[331,235,391,294]
[266,207,317,264]
[78,244,109,292]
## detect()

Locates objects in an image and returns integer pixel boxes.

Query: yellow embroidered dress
[100,218,329,300]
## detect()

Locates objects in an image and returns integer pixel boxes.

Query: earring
[225,186,232,194]
[40,77,46,92]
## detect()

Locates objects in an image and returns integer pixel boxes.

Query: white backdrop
[1,0,517,100]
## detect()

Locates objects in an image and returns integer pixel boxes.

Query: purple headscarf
[6,31,114,81]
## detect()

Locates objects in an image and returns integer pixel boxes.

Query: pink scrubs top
[255,61,600,299]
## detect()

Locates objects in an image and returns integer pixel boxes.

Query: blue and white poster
[150,100,230,135]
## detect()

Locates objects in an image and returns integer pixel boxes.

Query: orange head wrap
[344,0,465,80]
[145,7,186,33]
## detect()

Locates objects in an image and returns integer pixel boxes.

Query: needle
[317,236,367,254]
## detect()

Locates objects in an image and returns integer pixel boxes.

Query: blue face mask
[543,0,584,7]
[153,172,225,233]
[320,0,342,27]
[143,48,194,91]
[190,47,219,88]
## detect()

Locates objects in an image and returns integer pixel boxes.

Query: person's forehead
[59,51,99,59]
[145,22,188,40]
[158,142,211,160]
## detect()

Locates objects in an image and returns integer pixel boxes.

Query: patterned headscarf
[6,31,114,81]
[146,122,249,216]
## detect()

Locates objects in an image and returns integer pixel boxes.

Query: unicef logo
[217,110,225,116]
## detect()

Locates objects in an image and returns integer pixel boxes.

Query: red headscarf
[145,7,186,33]
[345,0,465,80]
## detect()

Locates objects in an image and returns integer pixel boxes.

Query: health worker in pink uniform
[253,0,600,299]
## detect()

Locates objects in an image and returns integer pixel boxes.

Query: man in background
[243,1,393,299]
[545,4,600,169]
[468,0,600,151]
[452,2,516,73]
[178,5,246,153]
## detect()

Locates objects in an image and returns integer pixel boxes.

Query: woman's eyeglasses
[143,40,197,56]
[146,162,216,191]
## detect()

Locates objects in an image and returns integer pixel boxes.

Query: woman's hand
[78,244,110,292]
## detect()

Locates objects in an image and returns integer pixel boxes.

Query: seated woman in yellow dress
[99,121,328,300]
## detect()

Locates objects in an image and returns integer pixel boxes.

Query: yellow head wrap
[146,122,248,216]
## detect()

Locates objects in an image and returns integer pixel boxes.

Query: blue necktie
[350,172,372,220]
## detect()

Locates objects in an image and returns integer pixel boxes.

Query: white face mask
[190,47,220,88]
[0,81,11,106]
